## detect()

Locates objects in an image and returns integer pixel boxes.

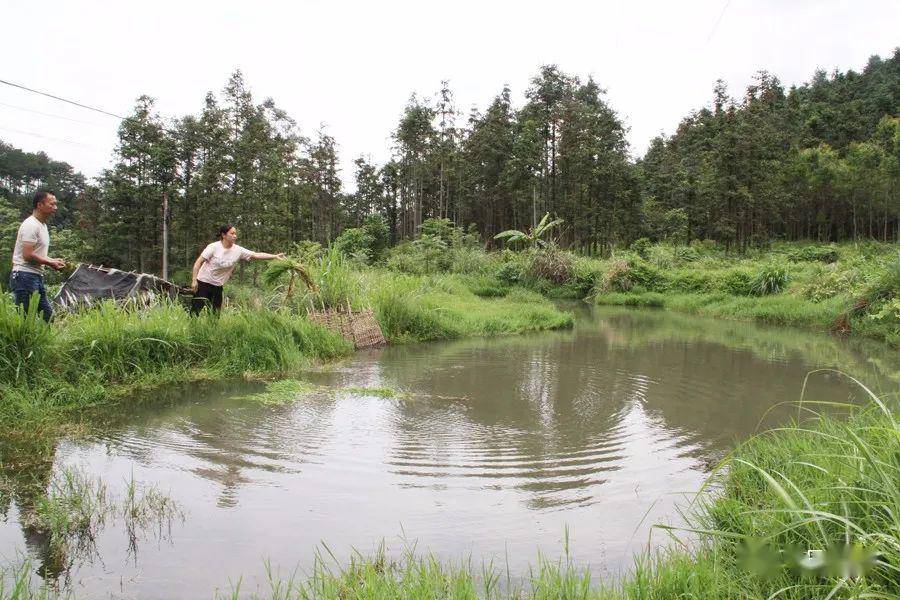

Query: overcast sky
[2,0,898,191]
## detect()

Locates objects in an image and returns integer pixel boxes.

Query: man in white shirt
[9,191,66,321]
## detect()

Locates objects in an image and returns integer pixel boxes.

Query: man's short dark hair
[33,190,55,208]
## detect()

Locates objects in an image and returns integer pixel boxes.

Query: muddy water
[0,306,897,598]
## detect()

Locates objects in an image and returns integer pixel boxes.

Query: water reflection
[99,382,340,508]
[353,309,888,511]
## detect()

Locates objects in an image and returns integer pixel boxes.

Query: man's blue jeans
[9,270,53,322]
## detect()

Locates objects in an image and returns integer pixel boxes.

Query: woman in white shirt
[190,225,284,315]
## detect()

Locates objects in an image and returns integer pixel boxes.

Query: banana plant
[493,213,564,249]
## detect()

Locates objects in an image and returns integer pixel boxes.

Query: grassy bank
[329,230,897,346]
[583,242,899,347]
[0,266,573,434]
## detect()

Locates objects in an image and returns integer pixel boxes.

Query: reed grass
[0,561,64,600]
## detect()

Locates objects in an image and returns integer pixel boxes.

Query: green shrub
[668,270,715,293]
[418,218,458,245]
[719,269,755,296]
[689,238,719,253]
[417,218,479,248]
[629,261,667,292]
[570,258,606,296]
[861,258,899,304]
[790,244,840,263]
[333,227,375,264]
[496,261,525,285]
[800,267,859,302]
[527,248,574,284]
[630,237,651,258]
[290,240,325,263]
[750,264,789,296]
[384,235,451,274]
[599,260,665,293]
[647,244,699,269]
[362,215,390,262]
[448,247,494,275]
[600,260,634,293]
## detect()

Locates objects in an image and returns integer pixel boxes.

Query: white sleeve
[20,221,40,244]
[238,245,254,261]
[201,243,216,260]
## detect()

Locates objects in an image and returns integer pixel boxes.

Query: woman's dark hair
[217,225,234,240]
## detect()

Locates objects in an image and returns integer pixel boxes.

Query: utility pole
[162,190,169,280]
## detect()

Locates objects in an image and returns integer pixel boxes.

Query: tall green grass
[584,244,898,346]
[0,293,53,386]
[660,374,899,598]
[0,562,62,600]
[0,300,354,431]
[368,273,573,344]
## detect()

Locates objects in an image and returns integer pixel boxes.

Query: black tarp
[54,264,185,311]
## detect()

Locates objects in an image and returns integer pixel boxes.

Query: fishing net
[306,306,387,349]
[53,264,186,311]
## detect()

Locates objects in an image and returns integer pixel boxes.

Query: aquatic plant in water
[238,379,321,405]
[7,468,182,579]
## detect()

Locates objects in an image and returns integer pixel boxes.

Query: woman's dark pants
[190,281,224,316]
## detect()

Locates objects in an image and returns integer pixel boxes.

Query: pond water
[0,306,897,598]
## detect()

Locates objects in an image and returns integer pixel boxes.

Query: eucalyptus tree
[434,81,460,221]
[392,95,437,237]
[379,160,401,244]
[521,65,577,217]
[558,77,637,250]
[351,156,383,227]
[97,95,177,272]
[459,86,516,238]
[308,127,342,243]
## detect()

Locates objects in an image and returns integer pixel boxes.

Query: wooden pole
[162,191,169,280]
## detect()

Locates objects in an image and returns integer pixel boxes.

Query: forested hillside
[1,50,897,279]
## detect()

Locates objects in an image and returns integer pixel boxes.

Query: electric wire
[0,78,124,119]
[706,0,732,44]
[0,125,93,148]
[0,100,105,126]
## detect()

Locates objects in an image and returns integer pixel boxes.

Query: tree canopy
[2,50,897,278]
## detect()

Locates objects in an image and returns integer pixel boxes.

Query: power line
[706,0,732,44]
[0,125,93,148]
[0,101,104,126]
[0,78,124,120]
[0,77,181,137]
